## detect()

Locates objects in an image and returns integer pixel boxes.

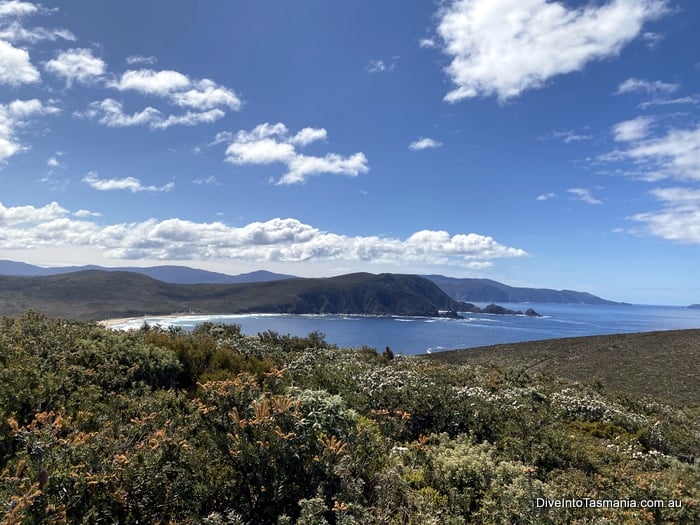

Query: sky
[1,0,699,305]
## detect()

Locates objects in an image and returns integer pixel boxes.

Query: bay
[108,303,700,355]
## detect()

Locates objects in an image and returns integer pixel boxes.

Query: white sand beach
[98,314,200,328]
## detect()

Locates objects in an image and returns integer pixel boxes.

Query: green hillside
[425,275,619,304]
[0,271,467,321]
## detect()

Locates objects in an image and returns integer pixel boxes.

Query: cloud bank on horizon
[1,0,699,302]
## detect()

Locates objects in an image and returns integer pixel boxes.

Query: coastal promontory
[0,270,543,321]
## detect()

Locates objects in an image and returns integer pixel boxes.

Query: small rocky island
[442,303,541,319]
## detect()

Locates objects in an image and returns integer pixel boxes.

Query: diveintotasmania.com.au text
[535,498,683,509]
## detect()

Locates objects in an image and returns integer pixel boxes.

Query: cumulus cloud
[109,68,241,110]
[615,77,679,95]
[110,68,190,95]
[82,69,241,128]
[435,0,667,102]
[409,137,443,151]
[536,192,556,201]
[0,99,59,162]
[0,39,40,85]
[568,188,603,205]
[224,122,368,184]
[0,202,528,268]
[44,48,105,86]
[169,79,241,110]
[0,1,38,18]
[0,200,67,225]
[82,172,174,193]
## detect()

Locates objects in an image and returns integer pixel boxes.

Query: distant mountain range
[423,275,619,305]
[0,260,294,284]
[0,271,471,321]
[0,260,618,305]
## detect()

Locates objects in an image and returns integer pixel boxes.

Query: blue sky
[1,0,699,304]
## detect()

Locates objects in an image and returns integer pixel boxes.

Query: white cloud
[536,192,556,201]
[82,98,161,127]
[0,1,74,43]
[641,31,664,47]
[0,201,528,268]
[192,175,219,185]
[615,77,679,95]
[612,116,653,142]
[0,39,40,85]
[568,188,603,205]
[436,0,667,102]
[74,209,102,218]
[81,98,225,130]
[44,48,105,86]
[607,123,700,181]
[82,172,174,193]
[224,122,369,184]
[366,59,390,73]
[0,20,74,43]
[169,79,241,111]
[0,1,37,19]
[125,54,156,66]
[282,153,368,185]
[0,200,66,225]
[111,68,191,95]
[638,96,699,109]
[409,137,443,150]
[111,69,242,111]
[551,129,592,143]
[419,38,436,49]
[290,127,327,146]
[629,187,700,243]
[90,69,240,127]
[0,98,59,162]
[152,109,225,129]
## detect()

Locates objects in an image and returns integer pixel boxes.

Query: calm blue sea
[109,303,700,355]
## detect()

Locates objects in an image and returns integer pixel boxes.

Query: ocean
[108,303,700,355]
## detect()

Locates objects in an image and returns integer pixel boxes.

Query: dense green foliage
[1,312,699,523]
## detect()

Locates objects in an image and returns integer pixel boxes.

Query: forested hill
[0,271,469,321]
[424,275,619,304]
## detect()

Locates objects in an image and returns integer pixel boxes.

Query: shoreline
[98,313,207,328]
